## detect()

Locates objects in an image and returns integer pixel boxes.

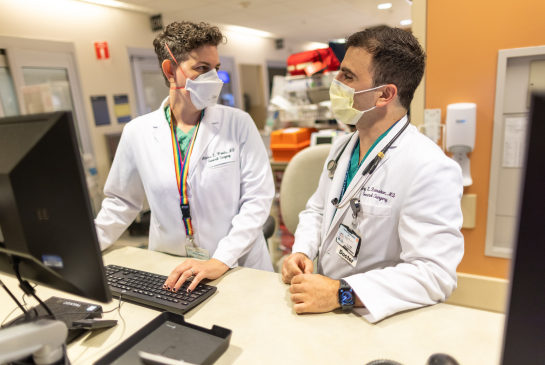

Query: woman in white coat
[95,21,274,294]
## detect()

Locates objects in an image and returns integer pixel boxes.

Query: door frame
[486,45,545,258]
[127,47,161,116]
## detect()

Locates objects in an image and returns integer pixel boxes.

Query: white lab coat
[292,116,464,323]
[95,97,275,272]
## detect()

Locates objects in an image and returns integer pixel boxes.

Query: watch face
[339,288,355,306]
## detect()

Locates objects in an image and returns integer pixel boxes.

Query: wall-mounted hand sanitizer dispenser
[446,103,476,186]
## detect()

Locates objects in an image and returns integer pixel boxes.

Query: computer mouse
[427,353,460,365]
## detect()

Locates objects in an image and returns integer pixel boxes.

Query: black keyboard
[104,265,217,314]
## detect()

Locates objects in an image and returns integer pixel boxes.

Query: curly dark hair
[153,21,226,86]
[345,26,426,110]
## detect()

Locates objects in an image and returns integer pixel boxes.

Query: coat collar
[152,97,219,179]
[324,115,409,239]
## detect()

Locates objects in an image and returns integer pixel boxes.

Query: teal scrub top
[165,105,196,158]
[340,122,398,200]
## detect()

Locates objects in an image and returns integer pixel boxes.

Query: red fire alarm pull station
[94,42,110,60]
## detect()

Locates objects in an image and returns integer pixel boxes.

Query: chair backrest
[280,144,332,234]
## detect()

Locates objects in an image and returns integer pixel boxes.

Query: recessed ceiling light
[378,3,392,9]
[331,38,346,44]
[76,0,153,14]
[400,19,413,25]
[222,25,273,38]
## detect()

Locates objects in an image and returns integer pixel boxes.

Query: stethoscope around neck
[328,118,411,211]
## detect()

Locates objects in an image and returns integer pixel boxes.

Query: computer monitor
[501,92,545,364]
[0,111,111,303]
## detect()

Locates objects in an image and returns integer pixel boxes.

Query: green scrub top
[165,105,196,158]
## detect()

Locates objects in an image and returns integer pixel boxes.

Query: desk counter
[0,247,505,365]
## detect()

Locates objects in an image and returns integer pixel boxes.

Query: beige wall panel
[446,273,509,313]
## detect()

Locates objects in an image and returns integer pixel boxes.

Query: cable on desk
[71,294,126,365]
[0,278,30,319]
[1,306,21,327]
[21,284,39,318]
[0,282,38,327]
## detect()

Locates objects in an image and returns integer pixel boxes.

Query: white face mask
[185,68,224,110]
[164,43,224,110]
[329,79,386,125]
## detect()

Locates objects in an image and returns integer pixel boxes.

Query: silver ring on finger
[190,268,194,276]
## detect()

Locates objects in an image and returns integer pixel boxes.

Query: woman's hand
[163,258,229,293]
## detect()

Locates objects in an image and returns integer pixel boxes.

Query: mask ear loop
[353,84,387,94]
[165,42,187,90]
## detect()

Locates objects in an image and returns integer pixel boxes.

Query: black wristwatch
[338,279,355,311]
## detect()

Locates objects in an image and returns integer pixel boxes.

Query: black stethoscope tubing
[329,118,411,209]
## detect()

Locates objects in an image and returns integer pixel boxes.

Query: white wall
[0,0,319,190]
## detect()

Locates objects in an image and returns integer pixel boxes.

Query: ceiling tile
[126,0,411,43]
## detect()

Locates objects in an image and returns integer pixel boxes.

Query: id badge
[336,224,361,257]
[335,214,363,267]
[185,245,210,261]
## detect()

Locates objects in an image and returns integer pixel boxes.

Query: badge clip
[349,198,360,227]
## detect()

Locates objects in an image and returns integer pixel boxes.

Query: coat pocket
[360,203,391,217]
[207,160,235,169]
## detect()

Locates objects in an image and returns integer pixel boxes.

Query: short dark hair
[153,21,226,86]
[345,26,425,110]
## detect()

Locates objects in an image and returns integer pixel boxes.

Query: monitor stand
[0,318,68,364]
[0,260,70,365]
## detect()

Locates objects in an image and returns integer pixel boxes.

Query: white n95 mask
[185,68,224,110]
[164,43,224,110]
[329,79,386,125]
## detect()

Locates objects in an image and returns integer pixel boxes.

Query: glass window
[21,67,86,151]
[21,67,77,123]
[142,70,169,114]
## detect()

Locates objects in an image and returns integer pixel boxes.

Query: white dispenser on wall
[446,103,476,187]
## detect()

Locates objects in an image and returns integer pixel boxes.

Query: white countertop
[0,247,505,365]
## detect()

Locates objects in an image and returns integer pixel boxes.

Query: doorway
[239,64,266,130]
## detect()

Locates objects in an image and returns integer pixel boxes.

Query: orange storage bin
[270,127,317,162]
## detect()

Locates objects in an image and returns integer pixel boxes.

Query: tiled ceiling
[121,0,412,42]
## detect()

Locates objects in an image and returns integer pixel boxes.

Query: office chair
[280,144,332,234]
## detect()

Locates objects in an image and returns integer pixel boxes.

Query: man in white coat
[282,27,464,323]
[95,21,274,294]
